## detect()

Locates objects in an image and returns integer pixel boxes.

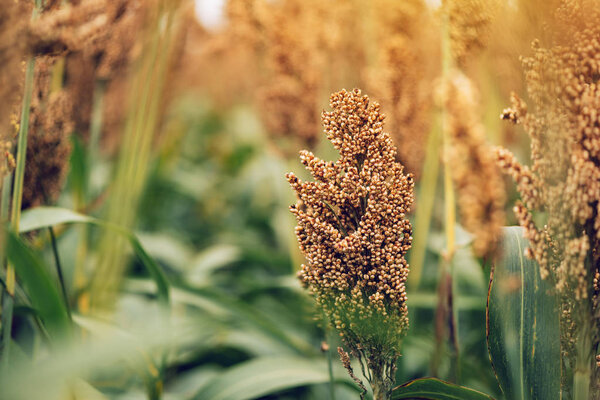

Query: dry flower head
[287,89,413,391]
[367,0,434,179]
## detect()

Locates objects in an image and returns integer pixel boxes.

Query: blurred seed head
[22,57,73,209]
[367,0,435,179]
[440,70,505,259]
[496,0,600,302]
[443,0,498,67]
[0,0,28,169]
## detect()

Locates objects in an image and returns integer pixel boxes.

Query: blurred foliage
[0,95,505,399]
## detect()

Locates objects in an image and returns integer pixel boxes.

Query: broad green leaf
[178,285,315,355]
[20,207,170,305]
[193,356,351,400]
[392,377,494,399]
[6,230,70,340]
[487,227,561,400]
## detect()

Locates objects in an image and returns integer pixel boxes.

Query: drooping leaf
[392,377,494,400]
[5,229,71,340]
[19,207,170,305]
[486,227,561,400]
[193,356,353,400]
[20,207,92,232]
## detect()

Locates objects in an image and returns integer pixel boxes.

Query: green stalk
[0,173,12,328]
[325,328,336,400]
[433,4,461,381]
[1,56,35,369]
[48,227,71,320]
[9,57,35,255]
[90,4,180,312]
[74,80,105,314]
[408,117,441,290]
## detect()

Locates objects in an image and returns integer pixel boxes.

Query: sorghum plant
[496,1,600,396]
[287,89,414,399]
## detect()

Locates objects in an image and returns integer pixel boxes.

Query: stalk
[1,54,35,369]
[74,80,106,315]
[90,6,174,310]
[371,376,390,400]
[437,2,461,380]
[324,327,336,400]
[48,227,71,320]
[408,117,441,290]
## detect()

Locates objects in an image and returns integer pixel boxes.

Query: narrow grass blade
[408,117,441,290]
[486,227,561,400]
[5,229,71,341]
[392,377,494,399]
[20,206,170,305]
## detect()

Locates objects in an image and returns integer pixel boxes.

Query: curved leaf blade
[193,356,349,400]
[392,377,494,399]
[6,229,70,340]
[486,227,561,400]
[20,206,170,305]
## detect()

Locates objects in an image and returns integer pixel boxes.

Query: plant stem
[1,54,36,369]
[325,331,336,400]
[436,4,461,381]
[0,293,14,371]
[8,57,34,286]
[48,227,71,320]
[408,117,441,290]
[370,365,392,400]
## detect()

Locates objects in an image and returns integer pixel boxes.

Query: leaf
[392,377,494,400]
[19,207,170,305]
[20,207,93,232]
[193,356,351,400]
[5,229,70,340]
[486,227,561,400]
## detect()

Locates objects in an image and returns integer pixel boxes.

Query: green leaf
[6,229,70,340]
[193,356,350,400]
[20,207,92,232]
[486,227,561,400]
[392,377,494,399]
[129,237,169,306]
[19,207,170,305]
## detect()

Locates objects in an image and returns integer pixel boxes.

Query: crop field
[0,0,599,399]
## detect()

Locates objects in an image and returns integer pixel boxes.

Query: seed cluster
[495,8,600,300]
[445,0,495,67]
[442,71,505,258]
[287,89,414,360]
[258,0,323,150]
